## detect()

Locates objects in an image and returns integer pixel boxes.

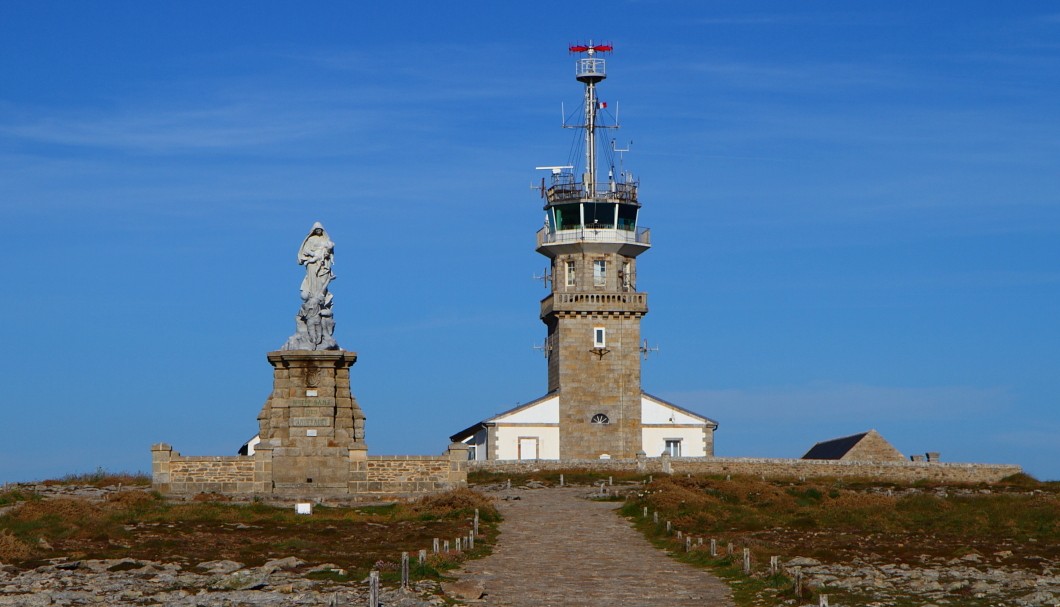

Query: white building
[451,392,717,461]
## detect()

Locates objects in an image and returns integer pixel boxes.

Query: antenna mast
[569,42,613,197]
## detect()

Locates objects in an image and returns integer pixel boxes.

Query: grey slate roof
[802,432,870,460]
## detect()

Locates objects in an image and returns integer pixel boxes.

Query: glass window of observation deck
[584,203,616,228]
[617,204,638,231]
[553,204,581,230]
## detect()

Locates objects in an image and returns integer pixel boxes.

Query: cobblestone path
[455,487,735,606]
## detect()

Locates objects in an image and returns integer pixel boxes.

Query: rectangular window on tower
[593,260,606,287]
[593,326,606,348]
[566,260,576,287]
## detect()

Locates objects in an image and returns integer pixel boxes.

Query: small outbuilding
[802,429,905,462]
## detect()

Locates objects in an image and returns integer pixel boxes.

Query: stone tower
[536,44,651,459]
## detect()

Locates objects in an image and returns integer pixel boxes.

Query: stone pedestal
[256,349,366,496]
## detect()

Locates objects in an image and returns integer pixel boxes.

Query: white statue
[282,222,340,351]
[298,222,335,301]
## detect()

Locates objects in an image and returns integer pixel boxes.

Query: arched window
[590,413,610,424]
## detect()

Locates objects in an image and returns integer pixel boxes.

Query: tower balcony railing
[537,226,651,247]
[544,181,638,205]
[541,291,648,316]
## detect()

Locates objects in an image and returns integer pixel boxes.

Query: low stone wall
[469,456,1021,484]
[351,454,468,497]
[152,444,258,495]
[152,442,468,499]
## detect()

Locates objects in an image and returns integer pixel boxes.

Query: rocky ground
[0,482,474,606]
[0,556,443,606]
[773,553,1060,607]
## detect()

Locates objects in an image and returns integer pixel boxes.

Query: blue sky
[2,2,1058,482]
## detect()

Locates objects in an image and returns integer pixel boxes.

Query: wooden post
[418,549,426,565]
[468,533,474,550]
[474,509,480,536]
[455,536,462,552]
[653,511,659,524]
[666,521,672,533]
[608,476,613,486]
[506,478,511,489]
[710,539,717,557]
[697,537,703,546]
[770,555,779,575]
[368,570,379,607]
[819,595,829,607]
[432,538,440,553]
[676,530,683,540]
[443,540,450,553]
[643,506,648,518]
[793,566,803,597]
[727,542,734,556]
[559,473,564,486]
[401,552,409,589]
[685,537,692,552]
[742,548,751,574]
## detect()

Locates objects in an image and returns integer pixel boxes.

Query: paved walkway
[455,487,735,606]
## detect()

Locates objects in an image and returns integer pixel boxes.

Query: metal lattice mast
[570,42,612,197]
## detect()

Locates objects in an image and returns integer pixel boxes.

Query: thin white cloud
[990,427,1060,450]
[663,382,1012,424]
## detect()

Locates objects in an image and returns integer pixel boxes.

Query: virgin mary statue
[282,222,339,351]
[298,222,335,302]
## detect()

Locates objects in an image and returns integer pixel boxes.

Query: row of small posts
[644,507,828,607]
[365,508,480,607]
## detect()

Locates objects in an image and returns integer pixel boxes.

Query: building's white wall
[492,396,559,424]
[641,396,705,425]
[642,426,707,457]
[495,425,560,460]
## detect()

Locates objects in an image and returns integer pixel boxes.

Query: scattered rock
[785,557,821,567]
[197,559,244,574]
[441,579,486,600]
[263,556,306,572]
[209,568,270,590]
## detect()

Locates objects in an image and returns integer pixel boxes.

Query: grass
[621,473,1060,607]
[40,467,152,488]
[0,487,499,580]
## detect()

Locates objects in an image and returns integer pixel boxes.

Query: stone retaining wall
[349,454,467,497]
[152,443,468,499]
[151,445,258,495]
[469,456,1021,484]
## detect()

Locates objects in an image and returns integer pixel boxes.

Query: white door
[518,437,539,460]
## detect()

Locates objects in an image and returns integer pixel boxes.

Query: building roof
[642,392,719,427]
[802,432,871,460]
[449,422,486,444]
[448,392,556,442]
[449,390,717,443]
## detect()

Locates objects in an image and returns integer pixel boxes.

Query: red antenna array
[569,43,613,54]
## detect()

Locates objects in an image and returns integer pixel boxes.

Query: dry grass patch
[0,488,500,576]
[0,529,34,561]
[624,474,1060,606]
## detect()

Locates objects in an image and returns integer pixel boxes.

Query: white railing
[537,226,651,247]
[553,292,645,305]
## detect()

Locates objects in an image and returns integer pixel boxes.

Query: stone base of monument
[256,350,366,496]
[151,348,468,501]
